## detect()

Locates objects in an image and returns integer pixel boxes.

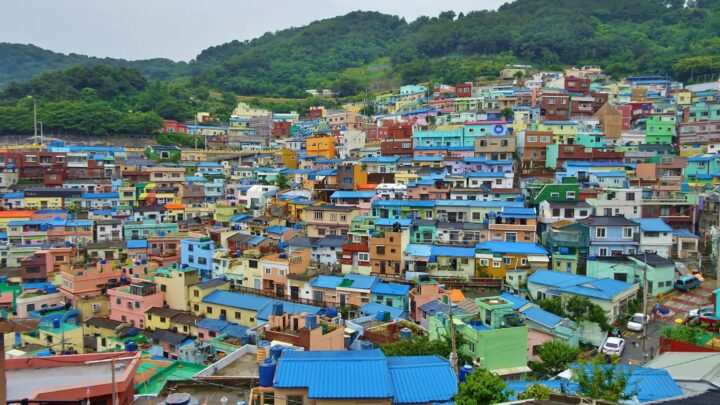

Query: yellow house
[189,278,231,313]
[22,322,84,354]
[154,264,201,311]
[475,242,550,278]
[225,251,264,290]
[305,136,337,159]
[118,186,136,207]
[0,210,35,232]
[24,196,63,210]
[532,121,578,145]
[394,167,420,185]
[196,291,260,328]
[144,307,180,331]
[275,148,298,169]
[84,316,124,338]
[303,205,359,237]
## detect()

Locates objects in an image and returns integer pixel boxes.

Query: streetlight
[37,121,44,146]
[27,96,37,142]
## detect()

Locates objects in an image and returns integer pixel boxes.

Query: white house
[587,187,643,218]
[633,218,674,258]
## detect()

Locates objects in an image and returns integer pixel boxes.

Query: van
[674,275,700,291]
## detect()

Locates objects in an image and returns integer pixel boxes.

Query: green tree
[500,107,514,121]
[275,174,290,190]
[565,296,610,330]
[455,368,510,405]
[531,340,581,378]
[573,356,638,402]
[539,298,564,316]
[380,334,472,365]
[517,384,555,400]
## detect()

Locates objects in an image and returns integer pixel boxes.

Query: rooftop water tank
[399,327,412,340]
[459,365,474,382]
[305,315,317,331]
[125,341,138,352]
[45,285,57,294]
[52,319,61,329]
[164,393,193,405]
[258,358,276,387]
[324,307,338,318]
[270,345,283,360]
[361,341,374,350]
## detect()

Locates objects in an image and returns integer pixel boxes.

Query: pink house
[405,182,450,201]
[60,261,122,303]
[409,281,449,322]
[107,281,164,329]
[15,289,66,318]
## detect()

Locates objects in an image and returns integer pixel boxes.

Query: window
[566,191,576,199]
[521,258,528,266]
[626,193,635,201]
[596,227,606,238]
[550,192,560,198]
[503,257,511,265]
[528,136,537,142]
[579,210,588,217]
[330,214,337,221]
[552,208,561,217]
[599,248,608,256]
[313,211,323,220]
[376,246,385,255]
[115,298,121,305]
[493,260,501,268]
[480,259,489,266]
[623,227,633,239]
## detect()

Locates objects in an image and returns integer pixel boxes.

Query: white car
[601,337,626,356]
[626,313,649,332]
[688,305,714,318]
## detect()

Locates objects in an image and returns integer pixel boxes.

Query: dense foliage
[573,356,638,402]
[517,384,556,400]
[5,0,720,99]
[529,340,581,379]
[380,334,472,365]
[455,368,510,405]
[662,325,702,344]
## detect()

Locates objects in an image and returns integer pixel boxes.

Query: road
[619,279,718,365]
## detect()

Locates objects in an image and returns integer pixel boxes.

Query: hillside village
[2,65,720,404]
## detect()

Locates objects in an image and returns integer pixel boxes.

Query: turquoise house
[370,283,410,309]
[585,253,676,295]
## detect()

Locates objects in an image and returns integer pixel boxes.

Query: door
[290,286,299,300]
[314,290,324,303]
[340,294,347,307]
[565,261,572,273]
[352,254,359,272]
[275,284,285,297]
[253,279,261,290]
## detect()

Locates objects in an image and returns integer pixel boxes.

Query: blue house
[577,215,640,257]
[181,237,216,278]
[370,282,410,309]
[527,270,639,321]
[272,349,458,404]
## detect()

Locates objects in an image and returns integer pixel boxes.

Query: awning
[491,365,532,376]
[527,255,550,262]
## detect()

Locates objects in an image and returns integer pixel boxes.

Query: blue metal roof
[274,350,394,399]
[126,240,148,249]
[571,365,683,403]
[528,270,634,301]
[360,156,399,163]
[2,192,24,199]
[266,226,292,235]
[564,161,625,167]
[475,242,549,255]
[374,218,413,227]
[633,218,673,233]
[590,171,627,178]
[372,200,436,208]
[341,273,378,290]
[404,244,433,257]
[672,228,699,239]
[412,156,444,162]
[330,191,376,199]
[499,292,530,311]
[431,245,476,258]
[310,276,343,289]
[371,283,410,296]
[465,172,506,178]
[521,306,563,328]
[386,356,457,404]
[256,301,322,321]
[359,302,407,319]
[273,350,457,403]
[499,207,536,218]
[202,290,276,311]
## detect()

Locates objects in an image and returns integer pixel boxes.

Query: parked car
[674,275,701,291]
[601,337,626,356]
[626,313,649,332]
[687,305,714,319]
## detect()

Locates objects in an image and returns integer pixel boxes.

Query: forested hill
[4,0,720,98]
[0,43,186,85]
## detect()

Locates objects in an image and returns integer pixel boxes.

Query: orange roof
[356,184,378,190]
[448,289,465,303]
[0,210,35,218]
[165,204,185,210]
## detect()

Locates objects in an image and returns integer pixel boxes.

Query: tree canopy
[455,368,510,405]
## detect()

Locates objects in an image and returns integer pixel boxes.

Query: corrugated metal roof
[359,302,407,319]
[274,350,394,399]
[387,356,457,404]
[371,283,410,296]
[475,241,548,255]
[520,306,562,328]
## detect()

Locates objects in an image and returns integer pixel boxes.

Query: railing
[229,285,358,310]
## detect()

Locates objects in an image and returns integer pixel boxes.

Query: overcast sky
[2,0,506,61]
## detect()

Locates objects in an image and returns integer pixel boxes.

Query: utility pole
[85,355,136,405]
[447,296,459,376]
[641,251,648,355]
[31,96,37,142]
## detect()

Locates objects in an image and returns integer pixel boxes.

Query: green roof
[134,361,205,396]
